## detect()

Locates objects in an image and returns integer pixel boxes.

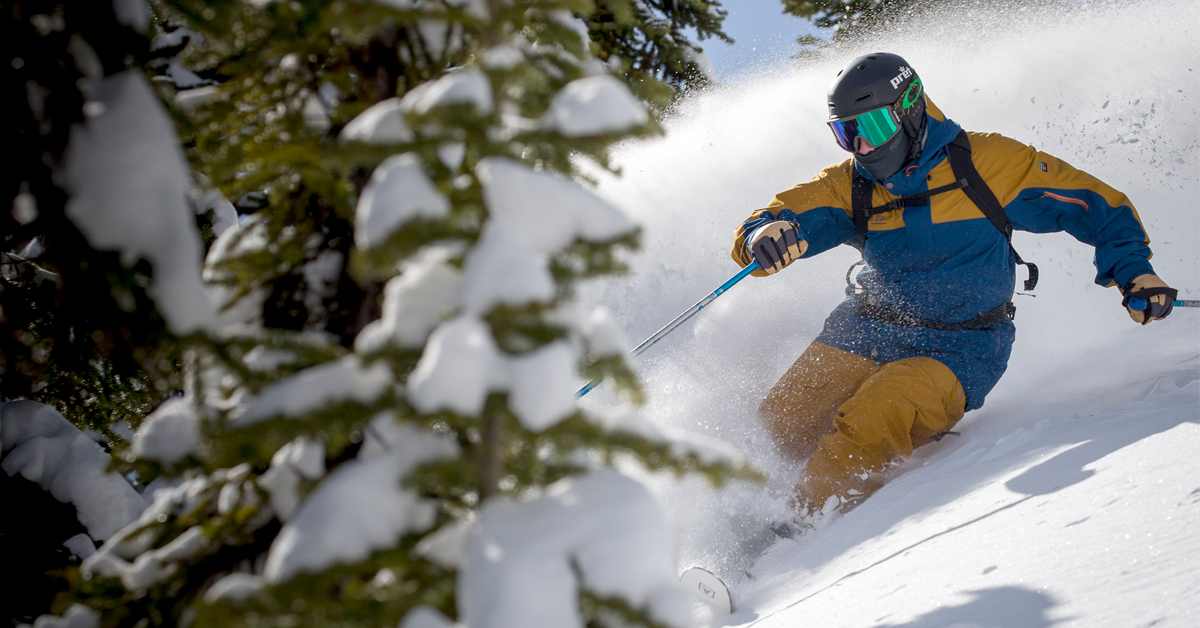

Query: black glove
[748,221,806,275]
[1122,274,1177,325]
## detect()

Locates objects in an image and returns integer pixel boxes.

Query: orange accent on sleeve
[1041,191,1090,211]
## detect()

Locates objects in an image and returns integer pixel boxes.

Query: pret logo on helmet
[889,66,914,89]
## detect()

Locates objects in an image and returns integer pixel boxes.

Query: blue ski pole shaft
[1128,297,1200,310]
[576,261,761,398]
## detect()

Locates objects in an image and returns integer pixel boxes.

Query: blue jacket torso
[731,101,1155,410]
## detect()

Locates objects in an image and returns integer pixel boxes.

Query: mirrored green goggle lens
[828,107,900,152]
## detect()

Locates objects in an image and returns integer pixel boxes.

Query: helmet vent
[855,94,873,102]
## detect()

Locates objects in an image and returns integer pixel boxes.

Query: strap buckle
[845,258,867,296]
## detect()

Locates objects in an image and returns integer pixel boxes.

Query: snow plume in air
[580,0,1199,622]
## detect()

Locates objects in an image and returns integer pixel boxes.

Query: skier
[732,52,1178,522]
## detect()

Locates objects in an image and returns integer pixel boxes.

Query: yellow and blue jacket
[731,99,1155,410]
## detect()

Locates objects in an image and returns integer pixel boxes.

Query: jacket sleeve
[731,160,858,275]
[971,132,1155,289]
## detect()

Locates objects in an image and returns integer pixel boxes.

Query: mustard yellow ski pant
[760,342,967,514]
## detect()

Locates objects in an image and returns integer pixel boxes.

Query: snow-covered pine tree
[582,0,731,103]
[3,3,216,624]
[1,0,186,442]
[39,1,755,627]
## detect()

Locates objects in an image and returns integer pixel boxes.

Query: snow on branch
[231,356,394,427]
[83,466,261,590]
[258,436,326,521]
[476,157,637,254]
[400,68,493,115]
[113,0,148,30]
[506,341,580,432]
[354,153,451,249]
[406,315,503,416]
[262,425,458,582]
[0,401,147,541]
[581,306,633,358]
[339,98,415,145]
[542,75,650,137]
[456,220,557,314]
[459,471,690,628]
[23,604,99,628]
[404,315,581,432]
[60,71,216,334]
[202,214,271,327]
[131,396,202,465]
[355,247,462,353]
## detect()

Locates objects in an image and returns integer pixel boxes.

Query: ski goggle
[828,107,901,152]
[828,78,923,152]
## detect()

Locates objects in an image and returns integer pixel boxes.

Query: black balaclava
[854,116,924,181]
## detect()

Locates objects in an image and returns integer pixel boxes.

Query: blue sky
[693,2,828,81]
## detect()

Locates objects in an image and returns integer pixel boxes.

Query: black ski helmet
[828,52,927,181]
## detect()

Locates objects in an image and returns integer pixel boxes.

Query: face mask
[854,130,913,181]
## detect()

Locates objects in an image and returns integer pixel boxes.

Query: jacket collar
[853,96,962,197]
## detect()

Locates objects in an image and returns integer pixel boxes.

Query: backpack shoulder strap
[850,167,875,251]
[946,131,1039,291]
[947,131,1011,239]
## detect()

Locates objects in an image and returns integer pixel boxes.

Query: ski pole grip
[1128,298,1197,310]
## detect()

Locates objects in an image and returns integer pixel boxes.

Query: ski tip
[680,566,734,615]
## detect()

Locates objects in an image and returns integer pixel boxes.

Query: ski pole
[576,261,761,398]
[1127,297,1200,309]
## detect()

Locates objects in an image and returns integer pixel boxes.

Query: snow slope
[581,1,1200,626]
